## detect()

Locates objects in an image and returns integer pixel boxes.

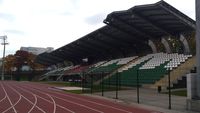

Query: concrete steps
[149,56,196,89]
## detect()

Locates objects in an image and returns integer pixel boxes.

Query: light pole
[0,35,8,80]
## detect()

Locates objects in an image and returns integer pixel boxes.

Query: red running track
[0,81,161,113]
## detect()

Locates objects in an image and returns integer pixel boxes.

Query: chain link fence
[81,66,195,112]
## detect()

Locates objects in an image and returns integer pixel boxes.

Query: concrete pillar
[187,73,197,99]
[196,0,200,98]
[148,40,157,53]
[161,37,171,53]
[180,34,190,54]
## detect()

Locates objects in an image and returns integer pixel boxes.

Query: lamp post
[0,35,8,80]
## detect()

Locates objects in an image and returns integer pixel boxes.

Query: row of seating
[41,53,192,84]
[90,56,137,73]
[103,53,192,86]
[117,56,138,65]
[42,56,138,81]
[46,66,73,76]
[140,53,192,70]
[66,65,91,75]
[119,55,151,72]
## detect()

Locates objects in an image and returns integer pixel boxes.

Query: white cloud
[0,0,195,57]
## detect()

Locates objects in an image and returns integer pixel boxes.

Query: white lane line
[7,83,46,113]
[28,93,38,113]
[46,93,56,113]
[20,84,103,113]
[0,83,7,103]
[1,83,17,113]
[2,90,22,113]
[2,82,23,113]
[56,90,132,113]
[52,95,104,113]
[27,83,133,113]
[6,82,38,113]
[14,84,74,113]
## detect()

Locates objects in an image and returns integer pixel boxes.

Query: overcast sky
[0,0,195,57]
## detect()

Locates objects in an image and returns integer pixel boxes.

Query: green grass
[163,89,187,97]
[41,81,70,86]
[40,81,81,87]
[63,90,83,94]
[171,90,187,97]
[82,84,126,94]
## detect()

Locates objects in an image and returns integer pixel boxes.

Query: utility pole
[0,36,8,80]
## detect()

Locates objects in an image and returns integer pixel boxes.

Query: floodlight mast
[0,36,8,80]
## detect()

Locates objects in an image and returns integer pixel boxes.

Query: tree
[14,50,45,71]
[3,50,46,81]
[4,54,16,72]
[26,52,45,70]
[4,50,45,72]
[14,50,29,71]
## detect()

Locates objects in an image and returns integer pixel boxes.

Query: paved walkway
[91,88,199,113]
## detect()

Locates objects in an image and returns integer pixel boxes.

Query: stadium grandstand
[36,0,196,90]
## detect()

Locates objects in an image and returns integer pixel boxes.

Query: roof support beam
[98,30,132,46]
[73,42,95,54]
[91,37,116,50]
[43,54,63,63]
[67,45,88,56]
[93,36,120,49]
[53,48,83,63]
[107,15,153,39]
[104,22,147,44]
[81,38,111,51]
[52,51,79,62]
[77,41,107,55]
[49,54,64,61]
[39,56,58,65]
[61,47,84,59]
[69,44,90,54]
[81,39,113,56]
[131,11,173,36]
[78,40,112,59]
[159,3,195,29]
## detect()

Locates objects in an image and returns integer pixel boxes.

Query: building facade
[20,47,54,55]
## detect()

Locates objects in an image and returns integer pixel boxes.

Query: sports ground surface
[0,81,161,113]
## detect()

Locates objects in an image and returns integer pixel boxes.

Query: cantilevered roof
[36,0,195,66]
[104,0,195,38]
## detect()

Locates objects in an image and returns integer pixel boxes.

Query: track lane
[16,83,104,113]
[11,85,43,113]
[1,82,17,113]
[20,82,159,113]
[22,82,131,112]
[10,82,75,113]
[0,83,6,102]
[3,82,46,113]
[19,83,132,113]
[0,81,161,113]
[0,83,13,113]
[5,83,45,113]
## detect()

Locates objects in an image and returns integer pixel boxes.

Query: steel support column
[196,0,200,98]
